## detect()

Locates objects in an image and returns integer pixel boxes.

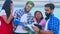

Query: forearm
[6,14,13,24]
[40,30,53,34]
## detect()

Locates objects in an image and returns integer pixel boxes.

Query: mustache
[45,12,51,17]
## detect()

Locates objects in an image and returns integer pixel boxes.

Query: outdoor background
[0,0,60,34]
[0,0,60,19]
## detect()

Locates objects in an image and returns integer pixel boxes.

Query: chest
[20,14,28,22]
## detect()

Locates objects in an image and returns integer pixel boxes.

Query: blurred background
[0,0,60,19]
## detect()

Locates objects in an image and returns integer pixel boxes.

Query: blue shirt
[47,14,60,34]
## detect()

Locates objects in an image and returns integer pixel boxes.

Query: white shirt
[0,9,6,16]
[15,13,28,33]
[44,19,50,31]
[14,26,28,33]
[0,9,6,26]
[20,14,28,22]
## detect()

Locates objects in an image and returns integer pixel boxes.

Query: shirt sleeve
[47,17,59,34]
[0,9,6,16]
[14,9,23,20]
[27,13,34,24]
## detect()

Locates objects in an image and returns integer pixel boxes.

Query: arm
[47,18,59,34]
[2,9,13,24]
[14,9,22,20]
[14,10,19,20]
[27,13,34,24]
[32,26,53,34]
[40,30,53,34]
[2,13,13,24]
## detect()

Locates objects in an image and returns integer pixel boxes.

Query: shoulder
[0,9,5,13]
[0,9,6,16]
[53,16,59,22]
[41,19,46,22]
[50,16,60,24]
[28,13,33,16]
[14,9,24,13]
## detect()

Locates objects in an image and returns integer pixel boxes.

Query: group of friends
[0,0,60,34]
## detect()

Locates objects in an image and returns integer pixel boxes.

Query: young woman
[33,11,46,30]
[32,11,46,34]
[0,0,14,34]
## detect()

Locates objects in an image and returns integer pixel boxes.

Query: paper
[14,26,28,33]
[25,24,34,32]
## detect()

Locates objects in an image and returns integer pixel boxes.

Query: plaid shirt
[47,14,60,34]
[14,9,34,24]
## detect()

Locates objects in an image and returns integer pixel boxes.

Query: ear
[51,10,54,13]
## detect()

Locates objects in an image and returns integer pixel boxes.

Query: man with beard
[14,1,34,34]
[32,3,60,34]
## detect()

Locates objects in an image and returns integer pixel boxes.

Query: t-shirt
[44,19,50,31]
[0,9,6,16]
[20,13,28,22]
[0,9,6,26]
[15,13,28,33]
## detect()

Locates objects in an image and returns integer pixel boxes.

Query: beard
[24,8,30,13]
[45,12,51,21]
[45,12,51,17]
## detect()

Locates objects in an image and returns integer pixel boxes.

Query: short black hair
[45,3,55,10]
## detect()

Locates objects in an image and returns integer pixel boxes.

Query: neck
[24,9,29,14]
[25,11,29,14]
[45,14,51,21]
[36,18,41,24]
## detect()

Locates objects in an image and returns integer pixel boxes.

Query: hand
[10,3,13,14]
[32,26,39,34]
[32,26,39,32]
[23,27,28,30]
[10,9,13,14]
[24,22,28,24]
[34,27,39,32]
[10,13,14,19]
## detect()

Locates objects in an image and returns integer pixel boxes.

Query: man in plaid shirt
[14,1,34,34]
[14,1,34,24]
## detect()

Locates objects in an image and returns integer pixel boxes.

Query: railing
[0,0,60,7]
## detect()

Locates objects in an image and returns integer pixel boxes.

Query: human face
[45,7,53,14]
[10,3,13,13]
[25,5,32,13]
[35,12,42,19]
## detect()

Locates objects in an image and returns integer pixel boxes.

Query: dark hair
[2,0,13,18]
[45,3,55,10]
[34,11,43,23]
[26,1,34,7]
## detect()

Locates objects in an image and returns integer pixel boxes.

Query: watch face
[0,21,1,26]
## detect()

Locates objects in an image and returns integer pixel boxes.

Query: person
[32,11,46,34]
[0,0,14,34]
[33,11,46,30]
[14,1,34,34]
[32,3,60,34]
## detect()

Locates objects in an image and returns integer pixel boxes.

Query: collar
[49,14,54,19]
